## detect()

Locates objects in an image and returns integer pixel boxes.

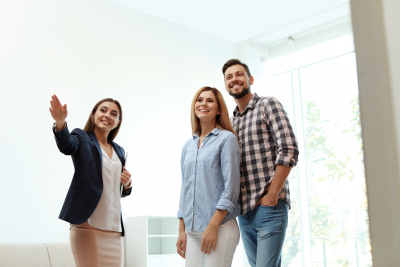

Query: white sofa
[0,242,75,267]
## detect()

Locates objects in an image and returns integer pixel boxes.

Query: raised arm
[49,94,68,131]
[49,94,83,156]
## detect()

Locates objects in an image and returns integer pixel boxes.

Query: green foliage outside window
[282,98,371,266]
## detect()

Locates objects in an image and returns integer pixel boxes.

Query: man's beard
[229,84,251,99]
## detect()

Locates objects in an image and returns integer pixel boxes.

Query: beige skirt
[70,221,123,267]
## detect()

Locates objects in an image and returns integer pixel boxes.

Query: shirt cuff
[52,122,67,132]
[123,186,132,195]
[177,210,183,219]
[216,199,235,213]
[275,155,297,167]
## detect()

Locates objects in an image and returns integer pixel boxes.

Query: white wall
[350,0,400,265]
[0,0,236,243]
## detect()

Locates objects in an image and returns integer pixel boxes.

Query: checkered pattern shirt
[230,93,299,214]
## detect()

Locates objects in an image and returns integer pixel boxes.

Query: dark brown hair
[222,59,251,77]
[191,87,237,137]
[83,98,122,141]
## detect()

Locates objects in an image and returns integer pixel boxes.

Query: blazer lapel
[88,131,103,167]
[111,142,125,194]
[111,142,125,171]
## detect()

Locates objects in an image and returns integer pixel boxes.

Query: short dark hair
[222,59,251,77]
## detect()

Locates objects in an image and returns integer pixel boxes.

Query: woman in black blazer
[49,94,131,267]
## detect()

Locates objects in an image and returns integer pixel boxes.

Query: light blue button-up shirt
[177,127,241,232]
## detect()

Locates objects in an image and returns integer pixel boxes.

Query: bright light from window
[265,34,355,76]
[259,34,371,267]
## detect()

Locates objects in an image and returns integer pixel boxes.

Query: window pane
[290,34,355,71]
[262,72,294,122]
[265,34,355,76]
[299,53,371,266]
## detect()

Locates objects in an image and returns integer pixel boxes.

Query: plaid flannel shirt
[230,93,299,214]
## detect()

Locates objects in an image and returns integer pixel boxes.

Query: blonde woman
[176,87,241,267]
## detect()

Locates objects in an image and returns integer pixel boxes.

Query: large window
[260,34,371,266]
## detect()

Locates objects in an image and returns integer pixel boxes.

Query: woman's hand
[49,94,68,131]
[200,209,227,254]
[176,231,187,259]
[201,224,219,254]
[120,167,131,189]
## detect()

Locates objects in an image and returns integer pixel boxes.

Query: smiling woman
[82,98,123,142]
[176,86,241,267]
[49,95,132,267]
[190,87,237,137]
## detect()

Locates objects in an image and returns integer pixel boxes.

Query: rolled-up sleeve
[216,134,241,213]
[177,143,187,219]
[263,97,299,167]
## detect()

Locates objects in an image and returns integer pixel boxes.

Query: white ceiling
[106,0,349,43]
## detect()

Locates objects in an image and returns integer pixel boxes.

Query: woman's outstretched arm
[49,94,67,131]
[49,94,83,155]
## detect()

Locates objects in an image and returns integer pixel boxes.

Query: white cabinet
[125,216,184,267]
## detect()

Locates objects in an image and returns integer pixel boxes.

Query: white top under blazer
[88,147,122,232]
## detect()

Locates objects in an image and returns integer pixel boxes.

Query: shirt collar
[193,127,221,139]
[233,93,260,116]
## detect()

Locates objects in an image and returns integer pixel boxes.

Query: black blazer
[53,124,131,236]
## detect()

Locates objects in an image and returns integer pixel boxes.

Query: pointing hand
[49,94,68,131]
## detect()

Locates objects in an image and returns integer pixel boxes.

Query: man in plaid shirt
[223,59,299,267]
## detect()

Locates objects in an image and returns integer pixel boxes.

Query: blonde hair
[190,87,237,137]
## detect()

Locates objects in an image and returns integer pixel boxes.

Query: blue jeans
[238,200,288,267]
